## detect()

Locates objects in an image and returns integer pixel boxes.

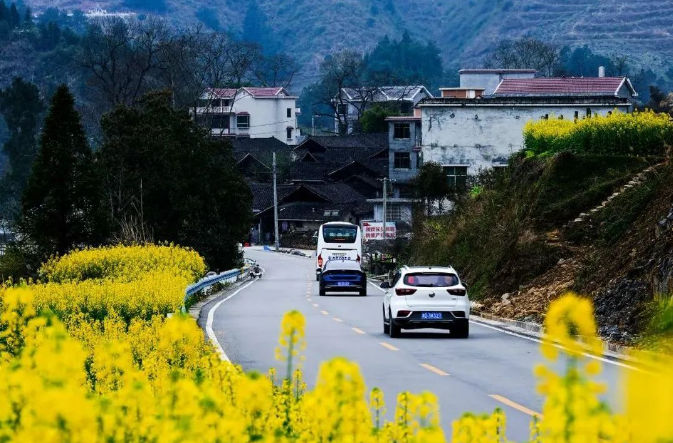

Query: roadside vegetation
[1,244,672,441]
[409,111,673,344]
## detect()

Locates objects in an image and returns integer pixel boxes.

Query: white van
[315,222,362,281]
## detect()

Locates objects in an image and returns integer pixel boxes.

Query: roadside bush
[524,110,673,157]
[40,243,206,283]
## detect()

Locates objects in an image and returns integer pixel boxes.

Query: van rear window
[403,273,459,287]
[322,225,358,243]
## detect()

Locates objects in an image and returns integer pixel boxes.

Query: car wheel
[359,288,367,297]
[319,285,326,296]
[388,309,401,338]
[316,274,320,282]
[382,306,390,334]
[453,322,469,339]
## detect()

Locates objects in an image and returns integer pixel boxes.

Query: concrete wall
[421,104,631,174]
[388,121,421,183]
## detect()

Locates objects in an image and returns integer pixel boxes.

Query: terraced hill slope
[27,0,673,86]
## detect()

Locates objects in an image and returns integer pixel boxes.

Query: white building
[195,87,301,145]
[333,86,433,134]
[419,71,638,179]
[458,69,537,95]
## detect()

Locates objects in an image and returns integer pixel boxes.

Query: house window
[287,108,292,118]
[385,204,402,222]
[211,114,230,130]
[337,104,348,115]
[237,115,250,129]
[286,127,293,140]
[394,152,411,169]
[574,111,579,120]
[443,166,468,188]
[393,123,410,139]
[586,108,592,118]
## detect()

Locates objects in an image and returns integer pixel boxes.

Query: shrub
[524,110,673,157]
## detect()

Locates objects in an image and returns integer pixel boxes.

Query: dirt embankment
[410,154,673,343]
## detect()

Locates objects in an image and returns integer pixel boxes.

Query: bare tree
[486,37,561,77]
[252,53,299,89]
[312,50,366,134]
[611,54,629,76]
[80,17,171,107]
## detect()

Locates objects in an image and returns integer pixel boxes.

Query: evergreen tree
[20,85,106,258]
[0,1,7,23]
[0,78,45,218]
[8,2,19,28]
[242,0,275,53]
[23,6,32,27]
[98,91,251,269]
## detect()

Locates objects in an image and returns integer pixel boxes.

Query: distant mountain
[27,0,673,88]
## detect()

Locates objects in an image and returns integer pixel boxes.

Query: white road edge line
[206,279,258,362]
[367,281,638,371]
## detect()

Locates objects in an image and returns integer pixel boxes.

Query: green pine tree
[0,1,7,23]
[20,85,107,258]
[8,2,19,28]
[23,6,32,27]
[0,77,45,219]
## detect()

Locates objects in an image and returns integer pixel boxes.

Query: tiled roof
[243,87,284,97]
[494,77,633,97]
[340,86,432,102]
[206,87,295,99]
[231,137,292,165]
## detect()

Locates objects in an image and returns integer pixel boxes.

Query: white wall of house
[197,90,300,145]
[420,103,632,174]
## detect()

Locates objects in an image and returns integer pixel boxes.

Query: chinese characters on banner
[362,222,396,241]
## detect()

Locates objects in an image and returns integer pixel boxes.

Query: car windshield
[322,225,357,243]
[403,273,459,287]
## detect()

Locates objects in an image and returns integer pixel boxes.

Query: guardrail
[184,269,243,304]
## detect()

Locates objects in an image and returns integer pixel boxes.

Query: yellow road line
[352,327,366,335]
[420,363,449,376]
[489,395,542,418]
[320,310,329,316]
[333,318,344,322]
[379,342,399,351]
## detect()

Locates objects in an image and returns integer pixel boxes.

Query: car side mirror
[380,281,390,289]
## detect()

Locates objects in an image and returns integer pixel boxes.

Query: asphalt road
[203,248,632,441]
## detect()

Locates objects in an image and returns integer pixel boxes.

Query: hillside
[25,0,673,87]
[408,152,673,344]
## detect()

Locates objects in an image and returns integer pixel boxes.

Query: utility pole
[273,151,280,252]
[382,177,387,241]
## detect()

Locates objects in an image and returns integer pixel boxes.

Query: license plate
[421,312,443,320]
[337,282,350,287]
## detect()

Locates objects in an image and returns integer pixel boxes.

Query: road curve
[201,248,628,441]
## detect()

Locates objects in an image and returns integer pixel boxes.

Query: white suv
[381,266,470,338]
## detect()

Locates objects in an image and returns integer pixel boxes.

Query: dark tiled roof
[494,77,635,97]
[232,137,292,165]
[298,133,388,150]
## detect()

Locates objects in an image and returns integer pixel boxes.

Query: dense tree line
[3,83,251,277]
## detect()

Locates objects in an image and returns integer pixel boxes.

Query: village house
[365,113,422,229]
[241,134,390,245]
[195,87,301,145]
[419,68,638,177]
[333,86,433,134]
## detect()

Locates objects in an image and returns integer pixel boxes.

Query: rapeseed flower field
[0,244,672,442]
[524,110,673,157]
